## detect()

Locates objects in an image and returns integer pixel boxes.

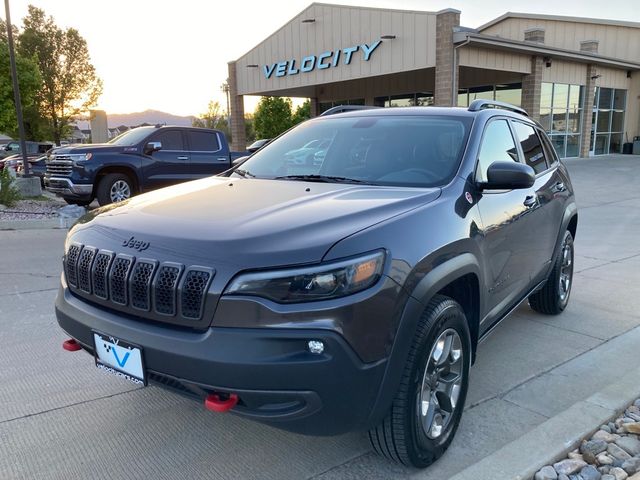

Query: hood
[51,144,125,155]
[70,177,440,270]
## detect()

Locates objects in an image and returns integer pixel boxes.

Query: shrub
[0,167,21,207]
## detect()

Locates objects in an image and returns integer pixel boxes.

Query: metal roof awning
[453,31,640,71]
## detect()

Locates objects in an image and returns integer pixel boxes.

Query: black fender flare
[364,252,482,429]
[551,202,578,265]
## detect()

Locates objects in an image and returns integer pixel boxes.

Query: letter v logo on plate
[112,347,130,368]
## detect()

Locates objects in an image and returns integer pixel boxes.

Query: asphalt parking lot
[1,154,639,479]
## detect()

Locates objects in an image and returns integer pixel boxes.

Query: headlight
[224,250,385,303]
[68,153,92,163]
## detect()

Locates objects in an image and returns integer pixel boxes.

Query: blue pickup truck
[45,125,246,205]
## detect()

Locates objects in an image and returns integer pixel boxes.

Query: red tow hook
[204,393,239,413]
[62,338,82,352]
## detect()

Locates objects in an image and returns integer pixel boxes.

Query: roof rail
[467,99,528,117]
[319,105,381,117]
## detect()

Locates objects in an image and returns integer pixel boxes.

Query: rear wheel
[529,230,574,315]
[96,173,133,206]
[369,295,471,467]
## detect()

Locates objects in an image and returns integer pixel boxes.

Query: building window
[375,93,434,108]
[541,82,584,158]
[318,99,365,113]
[591,87,626,155]
[457,83,522,108]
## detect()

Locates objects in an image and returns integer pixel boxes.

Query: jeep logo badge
[122,236,150,252]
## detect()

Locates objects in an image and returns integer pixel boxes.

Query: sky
[3,0,639,117]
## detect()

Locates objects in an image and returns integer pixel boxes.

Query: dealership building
[227,3,640,158]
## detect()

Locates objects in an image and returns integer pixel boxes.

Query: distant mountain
[105,110,196,128]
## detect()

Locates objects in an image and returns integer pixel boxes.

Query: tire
[529,230,574,315]
[96,173,133,206]
[369,294,471,468]
[64,198,92,207]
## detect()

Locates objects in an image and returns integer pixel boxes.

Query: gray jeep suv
[56,100,577,468]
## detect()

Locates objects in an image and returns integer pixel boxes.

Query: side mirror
[232,156,249,167]
[144,141,162,155]
[481,161,535,190]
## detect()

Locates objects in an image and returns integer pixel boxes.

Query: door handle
[177,156,189,160]
[523,195,538,208]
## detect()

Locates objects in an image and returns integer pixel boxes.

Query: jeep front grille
[63,243,214,324]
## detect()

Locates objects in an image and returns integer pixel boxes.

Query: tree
[292,99,311,125]
[192,100,232,142]
[0,19,43,139]
[253,96,293,139]
[18,6,102,144]
[244,115,255,144]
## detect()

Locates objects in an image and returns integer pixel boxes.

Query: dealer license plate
[93,332,146,385]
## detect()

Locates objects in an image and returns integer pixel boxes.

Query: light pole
[4,0,30,176]
[221,81,230,132]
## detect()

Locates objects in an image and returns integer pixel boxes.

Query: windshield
[234,115,472,187]
[108,127,156,146]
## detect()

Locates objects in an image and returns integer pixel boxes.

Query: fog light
[307,340,324,354]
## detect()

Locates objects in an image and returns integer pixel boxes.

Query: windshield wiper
[233,168,255,178]
[274,174,367,184]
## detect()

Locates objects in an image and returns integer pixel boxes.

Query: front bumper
[45,177,93,199]
[56,285,388,435]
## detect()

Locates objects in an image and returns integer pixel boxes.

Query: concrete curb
[0,218,74,230]
[450,366,640,480]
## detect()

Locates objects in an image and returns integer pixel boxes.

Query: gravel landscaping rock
[581,464,603,480]
[622,458,640,475]
[609,444,633,461]
[0,197,65,221]
[583,440,609,463]
[535,465,558,480]
[554,459,588,476]
[624,424,640,434]
[535,398,640,480]
[610,467,628,480]
[616,438,640,456]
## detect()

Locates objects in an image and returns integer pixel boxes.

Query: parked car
[0,140,53,182]
[285,138,331,165]
[0,140,53,160]
[56,101,577,468]
[246,138,271,153]
[16,155,48,186]
[44,125,247,206]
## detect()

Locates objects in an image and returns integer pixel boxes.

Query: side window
[150,131,185,150]
[476,119,518,182]
[188,131,219,152]
[512,121,548,174]
[538,129,559,166]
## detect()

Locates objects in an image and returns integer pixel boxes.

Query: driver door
[474,119,539,333]
[142,129,191,191]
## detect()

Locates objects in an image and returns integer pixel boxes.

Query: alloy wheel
[417,328,464,439]
[559,236,573,302]
[109,180,131,202]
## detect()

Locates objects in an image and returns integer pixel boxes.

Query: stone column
[521,56,544,122]
[434,9,460,107]
[309,98,319,118]
[227,61,246,151]
[580,64,598,158]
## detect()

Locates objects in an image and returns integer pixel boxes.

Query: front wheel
[529,230,574,315]
[96,173,133,206]
[369,295,471,467]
